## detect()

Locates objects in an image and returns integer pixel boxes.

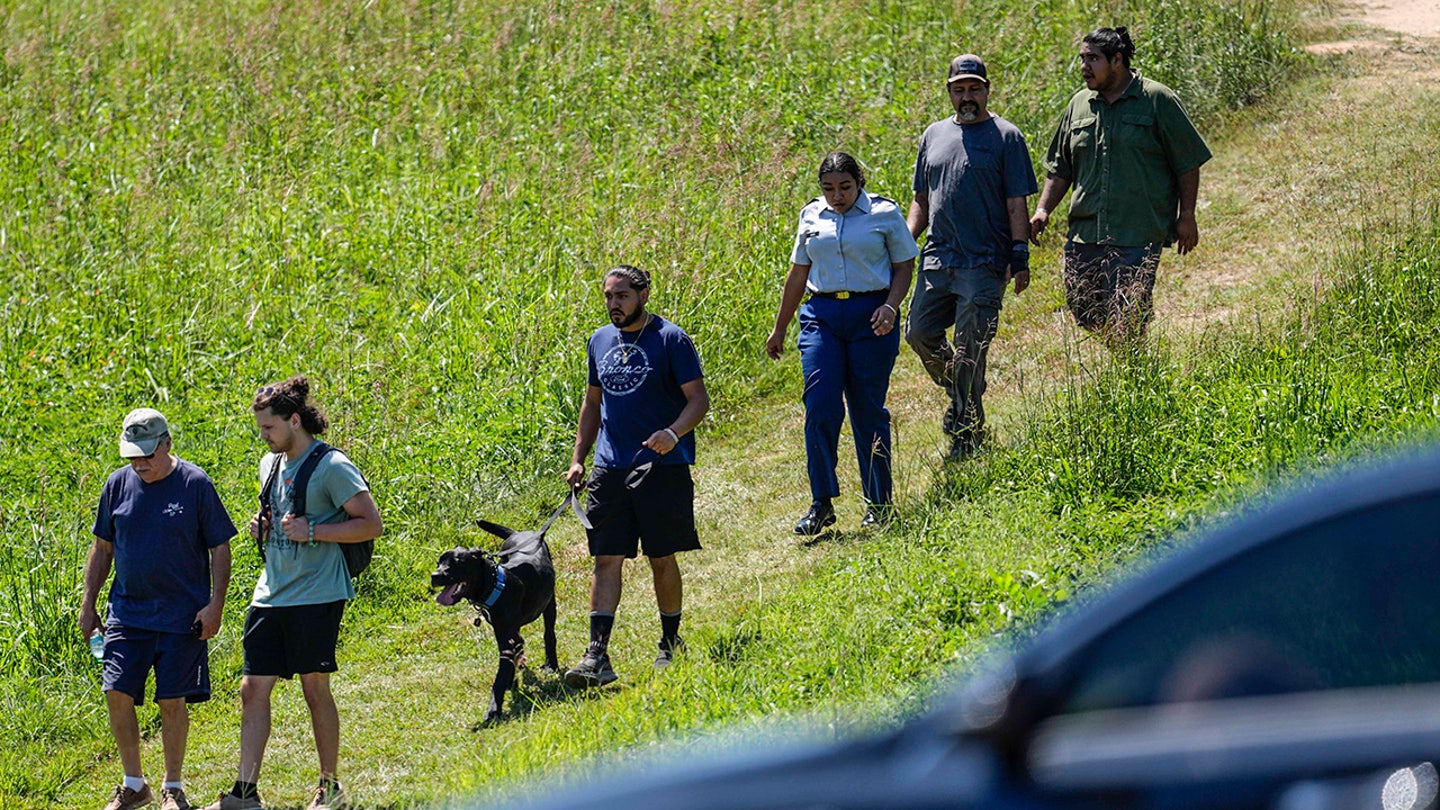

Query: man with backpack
[205,376,382,810]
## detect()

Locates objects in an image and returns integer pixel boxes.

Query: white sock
[123,775,147,792]
[163,781,183,791]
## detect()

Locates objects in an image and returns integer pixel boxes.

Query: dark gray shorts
[1062,241,1162,333]
[585,464,700,559]
[242,600,345,678]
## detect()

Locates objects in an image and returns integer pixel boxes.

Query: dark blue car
[508,445,1440,809]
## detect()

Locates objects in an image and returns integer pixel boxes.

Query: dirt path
[1350,0,1440,39]
[1306,0,1440,49]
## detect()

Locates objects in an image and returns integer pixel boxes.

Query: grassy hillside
[0,0,1386,805]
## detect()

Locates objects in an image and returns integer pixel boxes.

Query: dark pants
[905,265,1007,440]
[1062,241,1162,341]
[797,291,899,504]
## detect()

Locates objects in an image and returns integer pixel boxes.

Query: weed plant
[0,0,1309,803]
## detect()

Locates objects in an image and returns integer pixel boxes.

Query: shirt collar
[1088,69,1143,107]
[825,191,872,216]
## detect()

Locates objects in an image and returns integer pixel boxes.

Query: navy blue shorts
[242,600,345,679]
[585,464,701,559]
[101,623,210,705]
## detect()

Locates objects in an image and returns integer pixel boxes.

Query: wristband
[663,428,680,444]
[1010,240,1031,274]
[307,522,317,547]
[880,303,898,316]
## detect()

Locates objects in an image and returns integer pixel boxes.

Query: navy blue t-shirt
[912,114,1038,270]
[586,314,704,468]
[92,459,237,633]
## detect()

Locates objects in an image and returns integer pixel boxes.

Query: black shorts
[585,464,701,559]
[242,600,345,678]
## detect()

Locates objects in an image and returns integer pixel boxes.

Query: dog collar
[483,566,507,608]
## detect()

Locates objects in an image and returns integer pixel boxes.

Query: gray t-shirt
[912,114,1038,271]
[251,442,368,607]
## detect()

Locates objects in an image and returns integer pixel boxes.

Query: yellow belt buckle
[834,291,850,300]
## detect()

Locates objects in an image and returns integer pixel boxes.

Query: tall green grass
[441,219,1440,804]
[0,0,1306,802]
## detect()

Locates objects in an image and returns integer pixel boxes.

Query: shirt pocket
[1067,115,1098,158]
[1117,111,1161,154]
[802,217,841,263]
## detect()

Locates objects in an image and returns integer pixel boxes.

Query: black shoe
[794,500,836,536]
[942,398,960,435]
[654,635,685,670]
[861,504,893,528]
[946,429,983,461]
[564,642,618,688]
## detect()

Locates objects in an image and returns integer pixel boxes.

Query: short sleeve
[586,335,601,388]
[1042,104,1074,179]
[1003,129,1039,199]
[912,134,929,193]
[92,477,115,542]
[883,208,920,263]
[789,209,813,266]
[321,453,369,515]
[669,331,704,387]
[1155,91,1212,176]
[196,477,238,549]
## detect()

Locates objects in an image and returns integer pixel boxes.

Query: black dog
[432,504,562,727]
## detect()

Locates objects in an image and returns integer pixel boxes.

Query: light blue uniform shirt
[251,442,369,607]
[789,192,918,294]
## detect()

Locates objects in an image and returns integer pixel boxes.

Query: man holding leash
[204,376,382,810]
[81,408,236,810]
[564,264,710,687]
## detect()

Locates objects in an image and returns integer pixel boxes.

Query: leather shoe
[794,500,836,536]
[861,504,893,528]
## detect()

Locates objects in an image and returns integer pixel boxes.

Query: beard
[956,103,981,122]
[610,307,645,328]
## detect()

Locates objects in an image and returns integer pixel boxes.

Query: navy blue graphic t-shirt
[92,459,237,633]
[586,315,704,467]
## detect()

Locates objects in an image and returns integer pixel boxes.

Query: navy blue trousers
[797,291,899,505]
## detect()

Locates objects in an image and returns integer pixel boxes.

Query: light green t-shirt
[251,442,368,607]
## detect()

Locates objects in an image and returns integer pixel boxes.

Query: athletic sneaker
[564,642,618,688]
[159,787,192,810]
[654,636,685,670]
[103,784,154,810]
[305,780,348,810]
[201,791,264,810]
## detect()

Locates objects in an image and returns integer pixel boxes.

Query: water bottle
[88,630,105,661]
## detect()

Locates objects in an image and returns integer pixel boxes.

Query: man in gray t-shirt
[906,54,1038,460]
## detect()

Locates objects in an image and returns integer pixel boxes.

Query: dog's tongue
[436,583,464,606]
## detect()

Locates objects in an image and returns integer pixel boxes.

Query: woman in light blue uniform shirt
[766,152,918,535]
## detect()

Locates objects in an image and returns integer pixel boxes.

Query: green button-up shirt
[1043,72,1212,247]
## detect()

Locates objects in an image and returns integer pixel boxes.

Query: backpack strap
[255,442,335,561]
[256,452,284,563]
[287,441,335,520]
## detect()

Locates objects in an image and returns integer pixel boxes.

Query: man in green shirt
[1030,26,1212,342]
